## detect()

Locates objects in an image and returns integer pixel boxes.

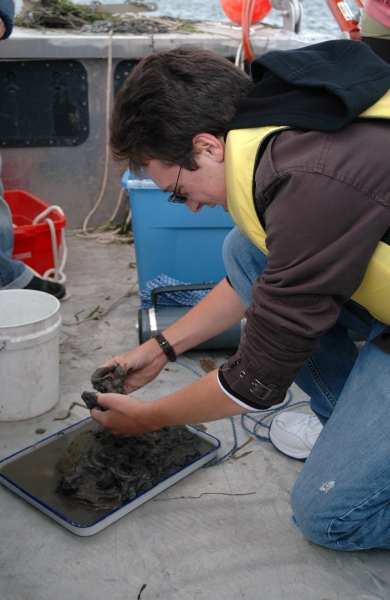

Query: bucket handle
[0,316,62,351]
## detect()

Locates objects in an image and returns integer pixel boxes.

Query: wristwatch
[152,333,177,362]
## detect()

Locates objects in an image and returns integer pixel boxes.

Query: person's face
[143,134,228,213]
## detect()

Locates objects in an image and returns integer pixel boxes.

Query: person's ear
[192,133,225,163]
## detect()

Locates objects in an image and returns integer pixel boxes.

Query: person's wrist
[146,336,169,365]
[152,332,176,362]
[140,397,167,432]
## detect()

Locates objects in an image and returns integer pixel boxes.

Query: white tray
[0,418,220,536]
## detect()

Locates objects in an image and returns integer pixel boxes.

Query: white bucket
[0,290,61,421]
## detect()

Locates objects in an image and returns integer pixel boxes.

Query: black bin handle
[151,283,217,309]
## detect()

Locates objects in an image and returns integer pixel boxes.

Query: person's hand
[90,392,154,436]
[90,370,247,437]
[99,338,168,394]
[0,18,6,39]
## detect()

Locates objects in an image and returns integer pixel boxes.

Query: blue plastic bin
[122,171,235,290]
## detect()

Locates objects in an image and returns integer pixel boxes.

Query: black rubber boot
[24,275,66,299]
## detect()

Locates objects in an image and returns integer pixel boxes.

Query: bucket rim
[0,289,60,330]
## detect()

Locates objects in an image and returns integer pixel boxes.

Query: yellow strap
[225,126,287,254]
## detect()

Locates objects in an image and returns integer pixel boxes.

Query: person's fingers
[89,407,105,428]
[98,357,138,378]
[90,395,119,427]
[91,410,121,435]
[90,393,149,437]
[93,392,123,408]
[99,358,121,369]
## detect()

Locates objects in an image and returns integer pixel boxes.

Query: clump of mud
[56,426,202,510]
[81,364,128,411]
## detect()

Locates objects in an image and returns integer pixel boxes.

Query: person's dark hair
[110,47,252,173]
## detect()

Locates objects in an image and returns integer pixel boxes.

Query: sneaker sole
[269,430,311,460]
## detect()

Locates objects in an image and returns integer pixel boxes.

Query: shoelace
[302,414,321,429]
[301,415,320,427]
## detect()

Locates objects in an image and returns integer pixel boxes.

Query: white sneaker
[269,411,323,459]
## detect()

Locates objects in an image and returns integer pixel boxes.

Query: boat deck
[0,232,389,600]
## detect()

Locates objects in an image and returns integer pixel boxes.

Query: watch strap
[153,333,177,362]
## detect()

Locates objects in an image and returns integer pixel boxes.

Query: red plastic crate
[5,190,66,277]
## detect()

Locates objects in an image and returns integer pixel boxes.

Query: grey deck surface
[0,232,389,600]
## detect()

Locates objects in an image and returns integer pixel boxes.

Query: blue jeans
[0,155,32,289]
[223,227,390,551]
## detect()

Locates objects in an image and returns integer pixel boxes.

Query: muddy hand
[90,393,153,437]
[98,340,169,394]
[91,364,127,394]
[81,391,108,412]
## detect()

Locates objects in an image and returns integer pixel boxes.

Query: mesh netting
[139,274,210,308]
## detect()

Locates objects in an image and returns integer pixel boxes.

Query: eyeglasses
[167,165,187,204]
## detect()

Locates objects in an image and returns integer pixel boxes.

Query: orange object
[324,0,363,39]
[220,0,272,24]
[5,190,66,276]
[242,0,257,61]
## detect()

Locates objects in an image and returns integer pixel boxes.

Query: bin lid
[121,169,158,191]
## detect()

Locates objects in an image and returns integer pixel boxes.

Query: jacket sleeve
[219,131,390,409]
[0,0,14,40]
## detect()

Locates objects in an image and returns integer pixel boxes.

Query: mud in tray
[0,418,220,536]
